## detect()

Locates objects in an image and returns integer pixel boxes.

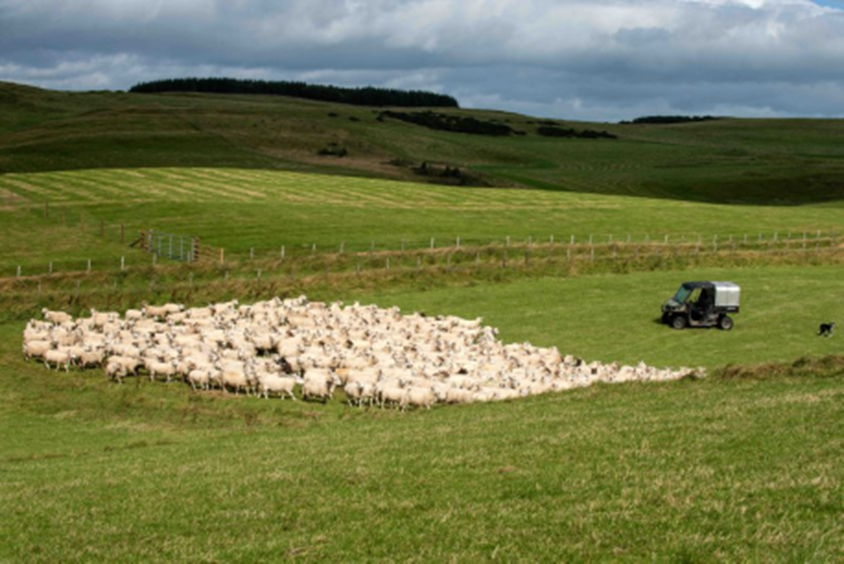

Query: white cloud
[1,0,844,119]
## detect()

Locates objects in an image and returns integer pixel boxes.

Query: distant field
[3,82,844,205]
[1,168,842,275]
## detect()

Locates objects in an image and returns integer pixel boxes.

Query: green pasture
[1,311,842,562]
[4,82,844,206]
[349,265,844,370]
[1,167,842,275]
[2,82,844,562]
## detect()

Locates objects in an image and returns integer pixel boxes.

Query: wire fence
[4,226,841,281]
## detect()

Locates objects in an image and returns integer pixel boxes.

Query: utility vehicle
[661,281,740,330]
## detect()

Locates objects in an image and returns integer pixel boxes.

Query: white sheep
[301,369,337,403]
[44,348,74,372]
[147,359,179,382]
[404,386,436,410]
[23,339,52,361]
[256,373,298,400]
[42,308,73,325]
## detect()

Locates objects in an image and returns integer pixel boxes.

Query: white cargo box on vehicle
[712,282,740,309]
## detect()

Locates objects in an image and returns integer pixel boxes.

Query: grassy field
[1,167,842,275]
[348,265,844,370]
[2,81,844,561]
[1,314,842,562]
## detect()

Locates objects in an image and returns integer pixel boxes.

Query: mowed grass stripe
[180,169,267,200]
[150,169,256,202]
[134,169,253,202]
[1,176,65,203]
[51,172,132,202]
[80,170,177,202]
[69,169,201,203]
[25,175,100,203]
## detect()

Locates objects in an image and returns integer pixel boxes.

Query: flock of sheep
[22,296,702,409]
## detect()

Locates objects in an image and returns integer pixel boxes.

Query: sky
[2,0,844,121]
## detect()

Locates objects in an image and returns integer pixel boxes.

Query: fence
[137,230,201,263]
[5,228,843,280]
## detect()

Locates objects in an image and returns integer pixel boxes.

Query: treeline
[379,111,516,136]
[128,78,459,108]
[620,115,721,125]
[536,126,617,139]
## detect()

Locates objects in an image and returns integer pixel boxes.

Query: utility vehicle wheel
[719,315,734,331]
[671,315,687,330]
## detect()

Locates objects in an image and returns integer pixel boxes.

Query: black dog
[818,322,835,337]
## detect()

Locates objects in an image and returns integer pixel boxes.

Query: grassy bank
[0,167,842,275]
[1,312,842,561]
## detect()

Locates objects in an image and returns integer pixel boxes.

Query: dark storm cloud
[2,0,844,120]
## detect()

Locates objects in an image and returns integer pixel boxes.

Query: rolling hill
[3,81,844,205]
[2,82,844,563]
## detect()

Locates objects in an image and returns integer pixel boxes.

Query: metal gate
[138,230,200,262]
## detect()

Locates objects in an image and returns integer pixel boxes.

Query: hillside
[3,81,844,205]
[2,82,844,563]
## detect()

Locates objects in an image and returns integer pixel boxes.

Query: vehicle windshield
[673,285,692,303]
